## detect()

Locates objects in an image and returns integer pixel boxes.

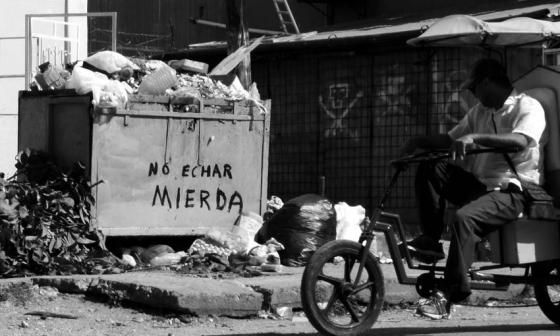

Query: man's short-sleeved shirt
[448,90,548,190]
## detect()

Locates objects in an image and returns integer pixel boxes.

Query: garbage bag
[256,194,336,266]
[83,51,139,75]
[65,66,131,108]
[334,201,365,242]
[138,63,178,95]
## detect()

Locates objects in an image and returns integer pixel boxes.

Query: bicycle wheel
[301,240,385,336]
[533,261,560,326]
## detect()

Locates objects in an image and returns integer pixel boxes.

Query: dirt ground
[0,282,555,336]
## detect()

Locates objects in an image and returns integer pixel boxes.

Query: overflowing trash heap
[7,51,374,278]
[0,148,286,278]
[31,50,264,113]
[0,147,289,279]
[0,146,371,278]
[0,150,372,278]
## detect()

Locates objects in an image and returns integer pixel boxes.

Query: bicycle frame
[356,149,556,292]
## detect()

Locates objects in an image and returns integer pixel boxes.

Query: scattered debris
[24,311,79,319]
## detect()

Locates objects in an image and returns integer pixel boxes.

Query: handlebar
[390,147,521,167]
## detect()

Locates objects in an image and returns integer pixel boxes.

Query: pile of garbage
[0,148,373,278]
[0,149,112,277]
[31,50,264,112]
[118,211,286,277]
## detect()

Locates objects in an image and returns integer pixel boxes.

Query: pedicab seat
[487,66,560,265]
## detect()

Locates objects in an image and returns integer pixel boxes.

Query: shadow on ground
[223,323,560,336]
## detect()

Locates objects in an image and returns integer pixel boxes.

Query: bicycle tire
[300,240,384,336]
[533,261,560,326]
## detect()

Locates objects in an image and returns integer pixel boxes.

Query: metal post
[25,15,31,90]
[64,0,69,64]
[111,12,117,51]
[319,176,326,197]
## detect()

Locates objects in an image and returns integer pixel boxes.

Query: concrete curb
[3,253,528,317]
[33,273,263,317]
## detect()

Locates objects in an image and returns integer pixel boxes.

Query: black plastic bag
[256,194,336,266]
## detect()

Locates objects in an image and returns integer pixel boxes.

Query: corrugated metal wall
[252,46,539,227]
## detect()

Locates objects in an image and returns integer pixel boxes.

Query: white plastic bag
[99,79,132,108]
[149,251,187,266]
[84,51,139,74]
[66,66,108,95]
[334,202,365,242]
[66,66,130,108]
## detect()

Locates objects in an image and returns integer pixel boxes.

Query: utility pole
[225,0,251,89]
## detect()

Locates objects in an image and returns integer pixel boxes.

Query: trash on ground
[256,194,337,267]
[335,201,366,242]
[25,311,79,319]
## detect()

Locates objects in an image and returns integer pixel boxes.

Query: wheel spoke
[324,288,340,313]
[342,297,361,323]
[343,255,356,282]
[351,281,375,295]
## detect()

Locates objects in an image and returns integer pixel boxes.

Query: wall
[0,0,88,176]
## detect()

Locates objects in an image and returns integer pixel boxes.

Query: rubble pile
[173,73,253,100]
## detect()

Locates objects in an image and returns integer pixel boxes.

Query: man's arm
[450,133,528,160]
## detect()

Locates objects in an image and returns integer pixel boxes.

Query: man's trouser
[415,160,525,302]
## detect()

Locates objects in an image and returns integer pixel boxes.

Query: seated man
[401,58,548,319]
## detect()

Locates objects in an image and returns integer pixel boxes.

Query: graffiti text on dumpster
[147,161,243,213]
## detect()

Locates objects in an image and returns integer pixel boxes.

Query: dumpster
[18,90,270,236]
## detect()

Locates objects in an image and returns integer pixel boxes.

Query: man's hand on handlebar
[450,135,476,161]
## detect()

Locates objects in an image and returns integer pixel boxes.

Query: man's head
[461,58,512,109]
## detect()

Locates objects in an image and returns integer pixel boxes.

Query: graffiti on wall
[318,83,363,139]
[372,62,476,134]
[375,71,414,118]
[371,63,421,138]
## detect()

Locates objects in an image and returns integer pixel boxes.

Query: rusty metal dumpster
[18,91,270,236]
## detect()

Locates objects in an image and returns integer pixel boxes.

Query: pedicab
[300,14,560,336]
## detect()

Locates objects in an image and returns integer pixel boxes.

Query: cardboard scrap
[209,36,264,76]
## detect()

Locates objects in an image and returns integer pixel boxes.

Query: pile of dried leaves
[0,149,118,277]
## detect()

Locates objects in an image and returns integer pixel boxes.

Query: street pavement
[0,244,528,318]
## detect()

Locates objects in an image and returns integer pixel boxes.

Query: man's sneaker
[407,235,445,263]
[417,290,452,320]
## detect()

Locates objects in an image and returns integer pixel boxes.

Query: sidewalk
[1,252,527,317]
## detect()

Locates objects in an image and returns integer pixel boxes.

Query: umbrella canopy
[407,14,560,47]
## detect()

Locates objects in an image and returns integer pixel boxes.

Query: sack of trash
[202,211,263,255]
[83,50,139,77]
[65,66,131,108]
[188,238,232,258]
[138,63,178,95]
[121,244,187,267]
[256,194,337,267]
[334,201,365,242]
